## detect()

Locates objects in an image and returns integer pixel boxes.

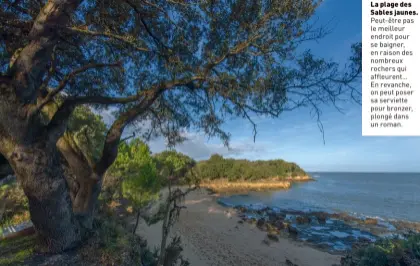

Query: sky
[107,0,420,173]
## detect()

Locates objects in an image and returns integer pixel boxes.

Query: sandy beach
[135,189,341,266]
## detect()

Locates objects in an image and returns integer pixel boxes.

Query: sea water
[218,172,420,222]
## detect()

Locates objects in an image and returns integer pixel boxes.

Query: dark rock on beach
[296,216,311,225]
[274,219,285,230]
[312,212,328,224]
[228,203,420,253]
[257,218,265,228]
[267,233,279,242]
[287,224,298,236]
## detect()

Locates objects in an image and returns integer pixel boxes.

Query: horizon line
[307,171,420,174]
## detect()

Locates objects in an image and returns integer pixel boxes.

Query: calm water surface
[218,172,420,222]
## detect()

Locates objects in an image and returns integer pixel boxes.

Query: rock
[238,220,244,224]
[262,239,271,246]
[267,212,278,222]
[266,223,279,234]
[267,233,279,242]
[257,218,265,228]
[273,219,285,230]
[358,237,372,243]
[239,207,247,212]
[313,212,328,224]
[352,237,372,249]
[249,218,257,225]
[296,216,311,224]
[364,218,378,225]
[287,224,298,236]
[261,207,271,213]
[285,258,299,266]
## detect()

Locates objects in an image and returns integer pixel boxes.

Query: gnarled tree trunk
[7,143,82,252]
[0,0,100,252]
[0,0,156,252]
[0,126,104,252]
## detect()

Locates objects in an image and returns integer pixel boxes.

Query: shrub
[341,234,420,266]
[195,154,307,181]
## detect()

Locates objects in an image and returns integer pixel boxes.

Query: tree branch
[30,62,122,117]
[68,26,152,53]
[124,0,171,52]
[94,75,204,176]
[9,0,84,103]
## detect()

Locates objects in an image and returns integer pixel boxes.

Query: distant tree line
[194,154,307,181]
[107,141,307,196]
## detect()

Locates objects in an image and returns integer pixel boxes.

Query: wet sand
[135,189,341,266]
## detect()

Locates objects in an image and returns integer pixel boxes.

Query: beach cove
[136,172,420,266]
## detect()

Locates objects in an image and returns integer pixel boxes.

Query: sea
[217,172,420,223]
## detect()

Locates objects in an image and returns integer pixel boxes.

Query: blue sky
[119,0,420,173]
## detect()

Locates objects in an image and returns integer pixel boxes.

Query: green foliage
[341,234,420,266]
[79,214,150,266]
[153,150,196,185]
[109,139,162,209]
[0,234,36,266]
[195,154,306,181]
[66,106,107,162]
[0,182,29,227]
[1,0,361,150]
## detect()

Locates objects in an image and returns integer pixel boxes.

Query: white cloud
[144,132,267,160]
[94,107,266,161]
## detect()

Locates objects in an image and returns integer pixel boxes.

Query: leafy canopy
[1,0,361,155]
[109,139,162,208]
[195,154,307,181]
[66,106,107,162]
[153,150,196,184]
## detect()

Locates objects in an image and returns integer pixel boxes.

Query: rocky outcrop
[285,175,314,182]
[296,216,311,224]
[232,204,420,253]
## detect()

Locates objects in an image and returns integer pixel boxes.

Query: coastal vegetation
[0,0,362,264]
[195,154,311,192]
[196,154,308,181]
[0,0,361,252]
[341,234,420,266]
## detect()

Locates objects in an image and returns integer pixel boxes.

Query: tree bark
[0,0,123,253]
[7,143,82,252]
[56,136,102,230]
[133,210,141,235]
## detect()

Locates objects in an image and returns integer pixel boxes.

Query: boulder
[265,223,279,234]
[313,212,328,224]
[267,212,278,222]
[267,233,279,242]
[287,224,298,236]
[364,218,378,225]
[274,219,285,230]
[296,215,311,224]
[237,207,247,213]
[257,218,265,228]
[262,239,270,246]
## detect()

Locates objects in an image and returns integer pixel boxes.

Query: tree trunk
[133,210,141,235]
[7,143,82,252]
[157,195,172,266]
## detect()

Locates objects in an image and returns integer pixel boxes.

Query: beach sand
[135,189,341,266]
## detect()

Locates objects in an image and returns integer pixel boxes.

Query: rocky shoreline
[223,203,420,254]
[200,175,314,193]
